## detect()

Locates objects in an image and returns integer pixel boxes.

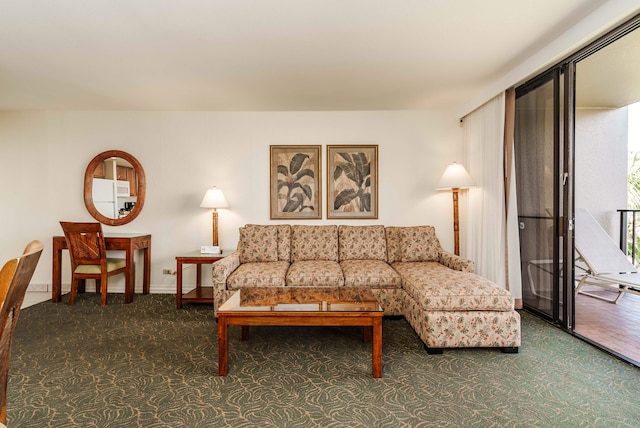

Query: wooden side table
[175,251,227,309]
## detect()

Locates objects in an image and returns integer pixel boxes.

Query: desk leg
[176,260,183,309]
[143,246,150,295]
[52,240,63,303]
[372,317,382,378]
[218,315,229,376]
[124,246,134,304]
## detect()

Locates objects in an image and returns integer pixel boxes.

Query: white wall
[0,109,462,293]
[575,107,629,238]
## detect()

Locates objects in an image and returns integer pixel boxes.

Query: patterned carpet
[8,293,640,427]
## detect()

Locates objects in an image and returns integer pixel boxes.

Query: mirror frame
[84,150,146,226]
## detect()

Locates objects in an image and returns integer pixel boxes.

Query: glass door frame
[562,62,575,332]
[515,68,573,328]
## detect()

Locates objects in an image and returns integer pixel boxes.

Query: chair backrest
[0,240,44,424]
[574,208,637,274]
[60,222,107,269]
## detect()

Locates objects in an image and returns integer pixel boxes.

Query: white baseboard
[27,283,49,292]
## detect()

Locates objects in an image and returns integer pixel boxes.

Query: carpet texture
[7,293,640,427]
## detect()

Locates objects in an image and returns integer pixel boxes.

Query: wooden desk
[175,251,226,309]
[52,233,151,304]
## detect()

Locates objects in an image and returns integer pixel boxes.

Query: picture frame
[327,145,378,219]
[270,145,322,219]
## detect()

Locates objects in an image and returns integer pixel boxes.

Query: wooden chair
[0,240,43,424]
[60,222,128,306]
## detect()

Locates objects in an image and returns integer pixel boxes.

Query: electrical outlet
[162,269,175,275]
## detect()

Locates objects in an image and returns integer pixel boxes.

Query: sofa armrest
[212,250,241,291]
[438,250,475,273]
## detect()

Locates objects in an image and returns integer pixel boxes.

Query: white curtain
[505,128,523,300]
[462,93,507,287]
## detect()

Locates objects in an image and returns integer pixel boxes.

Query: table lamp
[200,186,228,253]
[437,162,475,256]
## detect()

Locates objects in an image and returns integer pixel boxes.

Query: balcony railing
[618,209,640,267]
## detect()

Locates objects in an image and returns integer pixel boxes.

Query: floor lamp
[200,186,228,253]
[437,162,475,256]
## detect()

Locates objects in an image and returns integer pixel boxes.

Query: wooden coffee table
[217,287,383,378]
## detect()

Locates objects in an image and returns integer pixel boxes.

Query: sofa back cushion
[338,225,387,261]
[275,224,292,262]
[291,225,339,262]
[400,226,441,262]
[385,227,404,263]
[240,224,291,262]
[239,225,279,263]
[385,226,441,263]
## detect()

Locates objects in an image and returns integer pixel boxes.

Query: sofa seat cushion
[286,260,344,287]
[392,262,514,311]
[340,260,402,288]
[338,225,387,261]
[227,261,290,289]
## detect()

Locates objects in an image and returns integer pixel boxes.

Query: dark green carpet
[8,294,640,427]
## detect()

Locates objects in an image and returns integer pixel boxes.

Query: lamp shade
[200,186,229,209]
[436,162,475,189]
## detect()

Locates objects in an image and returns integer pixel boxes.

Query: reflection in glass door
[515,71,568,322]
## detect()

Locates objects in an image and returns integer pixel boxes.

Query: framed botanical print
[327,145,378,219]
[270,145,322,219]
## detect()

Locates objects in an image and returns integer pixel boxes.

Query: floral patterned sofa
[212,224,521,353]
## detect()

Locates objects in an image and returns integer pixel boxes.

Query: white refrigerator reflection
[92,178,117,218]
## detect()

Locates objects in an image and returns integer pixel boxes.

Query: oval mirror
[84,150,146,226]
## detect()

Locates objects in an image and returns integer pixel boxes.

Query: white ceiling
[0,0,614,111]
[576,27,640,108]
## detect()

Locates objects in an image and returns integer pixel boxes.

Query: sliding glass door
[514,70,574,326]
[514,12,640,361]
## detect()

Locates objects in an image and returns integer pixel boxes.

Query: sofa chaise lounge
[212,224,520,353]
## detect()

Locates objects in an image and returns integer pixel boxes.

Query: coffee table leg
[372,317,382,378]
[363,326,372,343]
[218,315,228,376]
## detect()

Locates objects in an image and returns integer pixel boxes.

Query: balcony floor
[575,290,640,365]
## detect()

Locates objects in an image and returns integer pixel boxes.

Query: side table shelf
[176,251,228,309]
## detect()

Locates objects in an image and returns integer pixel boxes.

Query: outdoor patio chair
[574,208,640,303]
